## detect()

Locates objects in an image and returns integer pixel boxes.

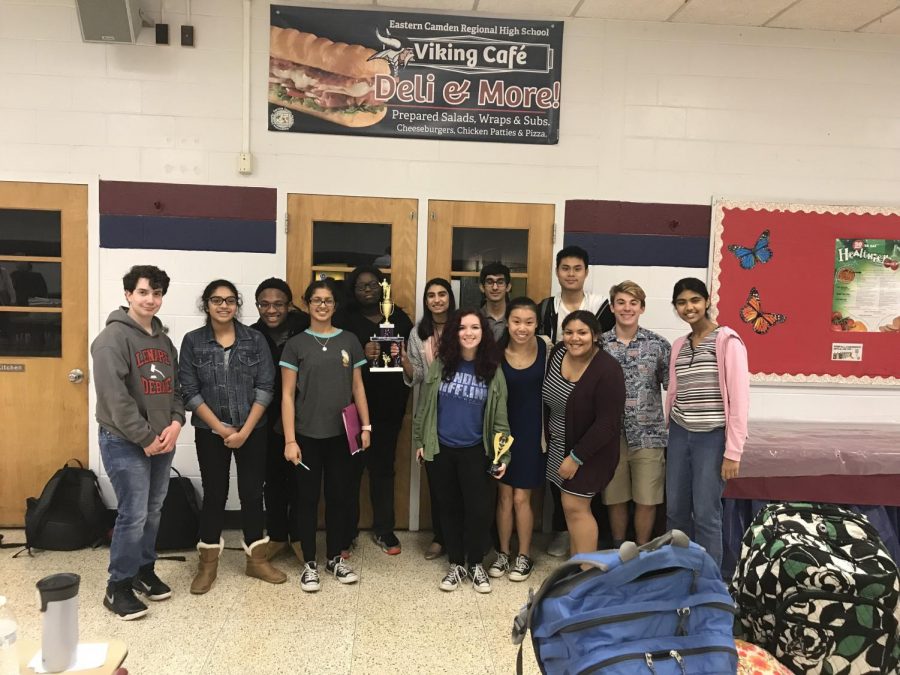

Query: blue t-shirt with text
[437,360,487,448]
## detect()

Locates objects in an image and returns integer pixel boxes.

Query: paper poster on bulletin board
[710,201,900,385]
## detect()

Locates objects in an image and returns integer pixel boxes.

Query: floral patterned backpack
[731,502,900,675]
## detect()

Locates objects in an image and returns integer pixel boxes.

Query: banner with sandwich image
[269,5,563,144]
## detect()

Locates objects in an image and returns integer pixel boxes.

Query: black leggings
[196,426,266,545]
[430,443,490,567]
[263,423,295,542]
[290,434,354,562]
[347,420,402,539]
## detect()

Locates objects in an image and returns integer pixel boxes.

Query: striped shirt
[670,330,726,432]
[542,346,594,497]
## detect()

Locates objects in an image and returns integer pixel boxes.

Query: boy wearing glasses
[479,262,512,340]
[92,265,185,619]
[250,278,309,560]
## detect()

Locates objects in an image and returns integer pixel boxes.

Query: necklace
[311,334,332,351]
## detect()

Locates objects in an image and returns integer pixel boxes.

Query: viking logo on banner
[268,5,563,144]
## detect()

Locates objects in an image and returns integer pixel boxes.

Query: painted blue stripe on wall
[565,232,709,268]
[100,215,276,253]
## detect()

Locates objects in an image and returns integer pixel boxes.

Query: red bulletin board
[710,200,900,385]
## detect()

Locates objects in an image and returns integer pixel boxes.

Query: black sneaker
[132,564,172,601]
[326,556,359,584]
[373,532,402,555]
[488,552,510,578]
[104,580,148,620]
[439,564,468,591]
[469,563,492,594]
[300,562,321,593]
[508,554,534,582]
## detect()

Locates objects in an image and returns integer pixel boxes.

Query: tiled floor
[0,530,551,674]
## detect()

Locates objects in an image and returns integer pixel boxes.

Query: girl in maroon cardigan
[542,310,625,555]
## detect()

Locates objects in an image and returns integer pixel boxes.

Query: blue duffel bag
[511,531,739,674]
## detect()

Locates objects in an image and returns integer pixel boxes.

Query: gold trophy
[369,279,404,372]
[489,432,514,477]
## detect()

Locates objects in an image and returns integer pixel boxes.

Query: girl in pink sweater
[665,278,749,567]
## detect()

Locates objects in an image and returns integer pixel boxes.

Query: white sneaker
[439,564,468,592]
[469,564,492,594]
[488,552,510,578]
[548,532,570,557]
[300,562,320,592]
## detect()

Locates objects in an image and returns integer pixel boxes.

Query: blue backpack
[511,531,739,674]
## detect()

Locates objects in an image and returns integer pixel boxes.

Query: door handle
[68,368,84,384]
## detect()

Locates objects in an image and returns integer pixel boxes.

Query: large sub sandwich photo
[269,26,392,128]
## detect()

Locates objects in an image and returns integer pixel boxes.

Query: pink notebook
[342,403,363,455]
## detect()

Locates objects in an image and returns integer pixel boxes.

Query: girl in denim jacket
[179,279,285,594]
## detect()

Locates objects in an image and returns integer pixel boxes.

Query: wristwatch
[361,424,372,431]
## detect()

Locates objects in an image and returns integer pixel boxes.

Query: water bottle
[0,595,17,675]
[36,573,80,673]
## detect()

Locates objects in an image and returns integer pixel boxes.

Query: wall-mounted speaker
[75,0,143,44]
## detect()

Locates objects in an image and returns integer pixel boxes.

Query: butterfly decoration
[740,287,786,335]
[728,230,773,270]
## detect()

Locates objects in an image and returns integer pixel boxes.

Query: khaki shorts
[602,435,665,506]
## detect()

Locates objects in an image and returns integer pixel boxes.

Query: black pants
[196,426,266,545]
[425,460,444,546]
[290,434,353,562]
[263,422,295,542]
[431,443,490,567]
[347,420,401,539]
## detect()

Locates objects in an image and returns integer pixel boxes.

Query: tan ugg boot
[190,538,223,595]
[290,542,304,564]
[244,537,287,584]
[263,539,288,561]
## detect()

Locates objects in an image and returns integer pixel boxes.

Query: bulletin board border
[710,198,900,387]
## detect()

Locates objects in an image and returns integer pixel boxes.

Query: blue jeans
[99,426,174,583]
[666,421,726,567]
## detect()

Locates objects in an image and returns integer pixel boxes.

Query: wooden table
[17,638,127,674]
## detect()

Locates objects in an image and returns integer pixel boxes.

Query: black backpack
[155,467,201,551]
[731,502,900,674]
[24,459,108,551]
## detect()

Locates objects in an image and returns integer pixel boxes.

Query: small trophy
[370,279,405,373]
[489,432,514,477]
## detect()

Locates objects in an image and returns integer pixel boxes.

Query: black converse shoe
[469,563,492,594]
[439,564,468,591]
[326,556,359,584]
[103,580,148,620]
[508,554,535,582]
[132,564,172,601]
[488,552,510,579]
[300,562,321,593]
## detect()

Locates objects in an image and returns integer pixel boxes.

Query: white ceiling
[308,0,900,34]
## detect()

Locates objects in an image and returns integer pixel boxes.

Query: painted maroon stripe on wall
[565,200,711,237]
[100,180,276,221]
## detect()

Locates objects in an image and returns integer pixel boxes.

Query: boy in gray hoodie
[92,265,185,620]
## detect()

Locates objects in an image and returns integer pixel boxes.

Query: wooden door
[286,194,417,529]
[0,182,88,525]
[423,199,554,528]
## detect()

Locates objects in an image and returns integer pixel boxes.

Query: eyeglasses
[256,301,287,311]
[209,296,238,306]
[355,281,380,292]
[483,279,508,288]
[309,298,335,307]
